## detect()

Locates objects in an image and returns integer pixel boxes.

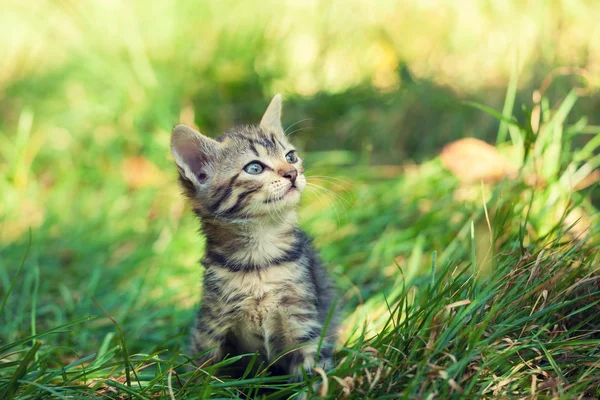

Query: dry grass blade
[332,376,352,399]
[313,367,329,396]
[168,369,176,400]
[444,299,471,311]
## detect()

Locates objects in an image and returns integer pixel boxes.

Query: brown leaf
[440,138,517,183]
[121,156,163,189]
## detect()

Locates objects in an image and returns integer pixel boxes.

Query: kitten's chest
[217,265,304,324]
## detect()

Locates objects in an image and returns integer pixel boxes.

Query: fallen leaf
[440,138,517,183]
[121,156,164,189]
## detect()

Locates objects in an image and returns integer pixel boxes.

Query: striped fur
[171,95,339,379]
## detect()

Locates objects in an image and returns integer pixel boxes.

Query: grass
[1,83,599,398]
[1,1,600,398]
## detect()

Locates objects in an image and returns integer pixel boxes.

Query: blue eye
[286,151,298,163]
[244,162,263,175]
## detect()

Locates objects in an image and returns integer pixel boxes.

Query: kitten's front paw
[289,357,333,382]
[315,357,333,372]
[290,359,333,400]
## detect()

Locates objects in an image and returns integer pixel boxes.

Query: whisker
[305,186,335,218]
[313,186,342,225]
[306,183,352,224]
[307,177,354,196]
[285,126,313,138]
[266,192,282,224]
[306,183,353,209]
[266,190,286,225]
[306,175,357,188]
[271,200,285,225]
[264,192,275,222]
[242,208,253,222]
[275,191,289,224]
[284,118,313,135]
[305,184,343,224]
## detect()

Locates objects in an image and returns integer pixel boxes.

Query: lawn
[1,1,600,399]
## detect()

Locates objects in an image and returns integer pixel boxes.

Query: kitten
[171,95,339,381]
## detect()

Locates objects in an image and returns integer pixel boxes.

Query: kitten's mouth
[264,185,298,204]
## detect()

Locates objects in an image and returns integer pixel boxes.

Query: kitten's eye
[243,162,264,175]
[285,151,298,164]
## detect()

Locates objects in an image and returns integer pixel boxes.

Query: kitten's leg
[189,305,230,365]
[282,323,334,400]
[263,313,285,363]
[285,320,333,379]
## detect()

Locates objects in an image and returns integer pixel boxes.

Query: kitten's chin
[285,186,302,204]
[262,187,302,212]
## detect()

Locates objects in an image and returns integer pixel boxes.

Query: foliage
[1,1,600,398]
[2,84,599,397]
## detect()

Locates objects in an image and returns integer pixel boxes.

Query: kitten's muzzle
[281,169,298,185]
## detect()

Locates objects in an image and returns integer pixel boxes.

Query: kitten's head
[171,95,306,221]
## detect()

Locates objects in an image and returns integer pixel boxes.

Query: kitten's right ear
[171,124,220,186]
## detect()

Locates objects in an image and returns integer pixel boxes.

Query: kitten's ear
[171,124,220,186]
[260,94,283,133]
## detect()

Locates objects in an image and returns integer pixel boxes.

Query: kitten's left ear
[260,94,283,133]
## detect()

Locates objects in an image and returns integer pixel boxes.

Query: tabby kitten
[171,95,339,380]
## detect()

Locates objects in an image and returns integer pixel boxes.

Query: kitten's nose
[281,169,298,184]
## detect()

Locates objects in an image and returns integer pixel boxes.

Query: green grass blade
[0,229,31,317]
[497,57,519,144]
[5,340,42,400]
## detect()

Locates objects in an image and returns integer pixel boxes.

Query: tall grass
[1,80,599,397]
[1,1,600,398]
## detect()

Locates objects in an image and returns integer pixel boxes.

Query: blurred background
[1,0,599,348]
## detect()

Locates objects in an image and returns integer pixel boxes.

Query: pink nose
[280,169,297,184]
